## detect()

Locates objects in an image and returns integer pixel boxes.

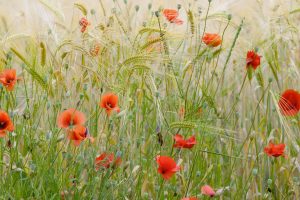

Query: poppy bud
[83,84,88,91]
[198,7,202,14]
[155,11,160,17]
[144,193,149,198]
[23,111,30,120]
[177,4,182,10]
[65,91,71,97]
[135,5,139,12]
[267,179,272,185]
[79,93,84,99]
[228,14,232,20]
[91,9,95,15]
[6,52,12,60]
[148,3,152,10]
[252,168,258,176]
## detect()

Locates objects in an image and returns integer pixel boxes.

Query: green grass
[0,0,300,199]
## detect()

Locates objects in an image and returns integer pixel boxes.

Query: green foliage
[0,1,299,199]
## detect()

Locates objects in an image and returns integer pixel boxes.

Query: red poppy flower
[67,125,94,146]
[156,155,181,180]
[201,185,216,197]
[95,152,122,170]
[246,51,261,70]
[163,9,183,25]
[100,93,120,116]
[0,110,14,137]
[57,108,86,129]
[79,17,90,33]
[278,89,300,116]
[182,197,198,200]
[264,142,286,157]
[174,134,196,149]
[202,33,222,47]
[0,69,19,91]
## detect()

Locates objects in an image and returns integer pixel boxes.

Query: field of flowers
[0,0,300,199]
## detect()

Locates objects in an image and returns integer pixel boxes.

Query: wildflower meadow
[0,0,300,199]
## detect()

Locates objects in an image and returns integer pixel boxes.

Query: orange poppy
[246,51,261,70]
[156,155,181,180]
[79,17,90,33]
[278,89,300,116]
[163,9,183,25]
[264,142,286,157]
[100,93,120,116]
[0,110,14,137]
[0,69,19,91]
[95,152,122,170]
[173,134,196,149]
[202,33,222,47]
[178,107,185,119]
[57,108,86,129]
[201,185,216,197]
[67,125,94,146]
[90,43,100,57]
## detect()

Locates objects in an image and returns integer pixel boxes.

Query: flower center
[106,103,112,109]
[0,121,7,130]
[6,78,14,83]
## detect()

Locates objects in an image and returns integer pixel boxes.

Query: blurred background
[0,0,298,38]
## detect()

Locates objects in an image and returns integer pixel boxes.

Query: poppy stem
[203,18,230,93]
[213,19,244,98]
[224,73,247,121]
[156,13,184,99]
[156,179,165,199]
[197,1,211,53]
[184,150,198,196]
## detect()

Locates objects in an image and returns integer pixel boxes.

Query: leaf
[169,121,196,129]
[255,69,264,89]
[131,65,151,71]
[120,55,153,66]
[10,48,53,96]
[61,52,68,60]
[74,3,87,16]
[141,37,162,50]
[38,0,64,20]
[187,10,195,34]
[247,67,253,81]
[290,8,300,14]
[40,42,46,66]
[138,27,165,35]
